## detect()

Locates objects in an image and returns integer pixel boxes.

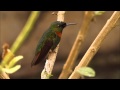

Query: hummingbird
[31,21,76,67]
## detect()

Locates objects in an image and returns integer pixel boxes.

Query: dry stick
[41,11,66,79]
[59,11,94,79]
[69,11,120,79]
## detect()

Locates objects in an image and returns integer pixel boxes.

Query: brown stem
[68,11,120,79]
[59,11,94,79]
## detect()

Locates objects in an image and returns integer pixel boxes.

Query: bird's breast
[55,31,62,38]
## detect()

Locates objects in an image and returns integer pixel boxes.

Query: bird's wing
[31,39,53,66]
[51,35,60,50]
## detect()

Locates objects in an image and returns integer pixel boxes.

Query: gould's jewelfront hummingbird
[31,21,76,67]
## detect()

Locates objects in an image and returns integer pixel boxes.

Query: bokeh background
[0,11,120,79]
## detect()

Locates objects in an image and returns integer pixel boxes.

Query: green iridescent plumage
[31,21,76,67]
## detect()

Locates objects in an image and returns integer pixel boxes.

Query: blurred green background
[0,11,120,79]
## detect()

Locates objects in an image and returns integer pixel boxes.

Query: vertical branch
[41,11,66,79]
[59,11,94,79]
[57,11,65,21]
[69,11,120,79]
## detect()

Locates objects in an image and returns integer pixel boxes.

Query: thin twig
[41,11,66,79]
[10,11,40,54]
[59,11,94,79]
[69,11,120,79]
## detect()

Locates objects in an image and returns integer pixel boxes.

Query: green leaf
[77,67,95,77]
[8,56,23,68]
[48,74,53,78]
[94,11,105,16]
[2,65,21,74]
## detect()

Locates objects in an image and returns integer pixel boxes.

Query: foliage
[77,67,95,77]
[0,47,23,75]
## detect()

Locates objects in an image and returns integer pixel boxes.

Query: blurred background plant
[0,11,120,79]
[0,43,23,79]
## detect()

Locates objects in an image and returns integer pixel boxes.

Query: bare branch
[59,11,94,79]
[69,11,120,79]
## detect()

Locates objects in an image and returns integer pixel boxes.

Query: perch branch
[41,11,66,79]
[10,11,40,54]
[59,11,94,79]
[69,11,120,79]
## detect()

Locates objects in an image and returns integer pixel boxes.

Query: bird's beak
[66,23,77,26]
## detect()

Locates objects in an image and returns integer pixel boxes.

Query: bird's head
[50,21,76,32]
